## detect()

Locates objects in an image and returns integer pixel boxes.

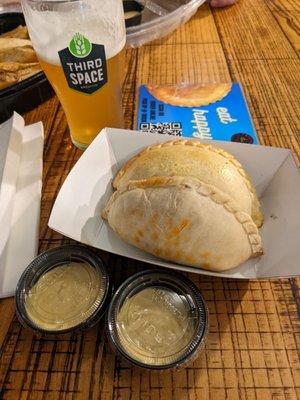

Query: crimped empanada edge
[105,176,263,257]
[114,140,252,193]
[113,139,264,227]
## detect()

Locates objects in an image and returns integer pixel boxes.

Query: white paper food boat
[49,129,300,279]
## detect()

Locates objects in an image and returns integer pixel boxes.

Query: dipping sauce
[116,286,195,366]
[123,1,144,28]
[124,10,140,19]
[107,270,208,370]
[25,262,103,331]
[15,245,110,334]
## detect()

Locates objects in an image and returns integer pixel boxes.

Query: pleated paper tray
[49,128,300,280]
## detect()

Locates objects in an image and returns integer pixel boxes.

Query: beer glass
[21,0,126,149]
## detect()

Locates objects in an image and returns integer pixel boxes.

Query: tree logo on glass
[68,33,92,58]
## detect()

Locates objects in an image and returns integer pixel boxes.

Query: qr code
[140,122,182,136]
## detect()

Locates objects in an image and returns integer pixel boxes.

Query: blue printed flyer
[137,82,258,144]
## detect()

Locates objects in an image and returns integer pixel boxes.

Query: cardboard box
[49,129,300,279]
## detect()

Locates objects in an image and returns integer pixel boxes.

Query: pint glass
[21,0,126,149]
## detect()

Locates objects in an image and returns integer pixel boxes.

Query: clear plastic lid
[15,245,111,334]
[0,1,206,48]
[107,269,208,369]
[126,0,206,47]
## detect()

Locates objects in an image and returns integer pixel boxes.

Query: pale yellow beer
[39,49,125,148]
[21,0,126,149]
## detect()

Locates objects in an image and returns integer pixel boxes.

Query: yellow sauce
[116,287,195,366]
[25,262,103,331]
[124,10,140,19]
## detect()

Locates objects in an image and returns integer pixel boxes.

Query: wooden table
[1,1,300,399]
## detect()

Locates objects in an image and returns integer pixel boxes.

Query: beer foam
[23,0,126,64]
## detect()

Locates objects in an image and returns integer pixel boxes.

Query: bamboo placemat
[0,0,299,399]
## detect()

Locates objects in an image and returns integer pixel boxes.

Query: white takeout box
[49,129,300,279]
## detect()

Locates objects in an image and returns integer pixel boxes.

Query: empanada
[0,25,29,39]
[103,176,263,272]
[113,140,263,227]
[0,39,37,63]
[0,62,41,90]
[147,83,231,107]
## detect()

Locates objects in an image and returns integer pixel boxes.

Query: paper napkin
[0,113,43,298]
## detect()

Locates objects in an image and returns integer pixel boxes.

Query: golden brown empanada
[103,176,263,272]
[0,38,37,63]
[113,140,263,227]
[0,62,41,90]
[0,25,29,39]
[147,83,231,107]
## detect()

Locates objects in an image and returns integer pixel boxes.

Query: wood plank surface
[213,0,298,60]
[267,0,300,12]
[273,10,300,55]
[0,0,300,399]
